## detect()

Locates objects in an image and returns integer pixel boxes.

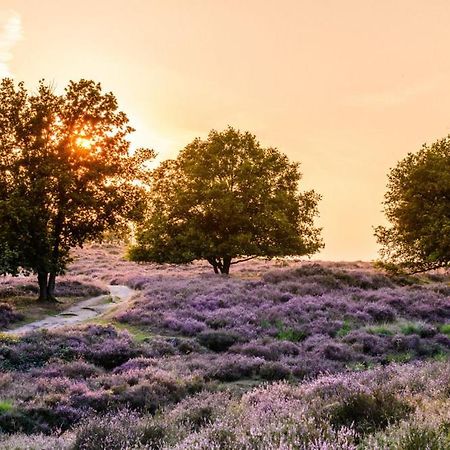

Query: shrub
[207,355,263,381]
[72,410,141,450]
[197,331,239,352]
[0,303,24,329]
[329,389,413,433]
[397,425,448,450]
[259,361,291,380]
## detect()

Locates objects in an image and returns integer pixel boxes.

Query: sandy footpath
[5,285,135,335]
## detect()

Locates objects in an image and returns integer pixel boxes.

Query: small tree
[375,136,450,273]
[129,127,323,273]
[0,79,154,301]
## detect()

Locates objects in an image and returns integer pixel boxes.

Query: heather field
[0,245,449,449]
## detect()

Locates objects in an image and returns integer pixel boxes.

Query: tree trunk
[221,256,232,275]
[207,257,220,274]
[47,273,57,301]
[37,271,49,302]
[37,271,58,302]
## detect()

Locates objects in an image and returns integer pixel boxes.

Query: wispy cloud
[0,10,23,78]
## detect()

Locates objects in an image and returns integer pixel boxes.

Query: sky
[2,0,450,261]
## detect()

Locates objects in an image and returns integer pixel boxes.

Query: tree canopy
[129,127,323,273]
[375,136,450,273]
[0,78,154,300]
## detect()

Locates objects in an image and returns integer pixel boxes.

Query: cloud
[0,10,23,78]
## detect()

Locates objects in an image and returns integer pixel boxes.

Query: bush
[329,389,413,433]
[197,331,239,352]
[259,362,291,380]
[73,410,141,450]
[0,303,24,329]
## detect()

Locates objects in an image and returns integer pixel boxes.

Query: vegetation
[0,246,448,448]
[0,72,448,449]
[0,78,154,301]
[129,127,323,273]
[375,136,450,273]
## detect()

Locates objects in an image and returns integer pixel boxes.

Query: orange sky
[2,0,450,261]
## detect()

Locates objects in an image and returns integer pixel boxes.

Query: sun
[75,136,94,150]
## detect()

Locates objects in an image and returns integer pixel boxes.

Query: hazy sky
[2,1,450,260]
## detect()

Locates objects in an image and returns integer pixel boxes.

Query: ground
[0,244,449,449]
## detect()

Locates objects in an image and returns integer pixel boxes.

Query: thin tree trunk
[37,271,49,302]
[47,273,57,301]
[207,256,232,274]
[221,256,232,275]
[37,271,58,302]
[207,257,220,274]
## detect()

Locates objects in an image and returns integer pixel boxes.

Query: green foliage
[129,127,323,273]
[439,323,450,336]
[400,322,423,336]
[366,324,396,336]
[273,320,307,342]
[0,78,154,299]
[375,136,450,273]
[386,352,413,364]
[0,400,13,413]
[336,320,353,337]
[329,390,413,434]
[396,426,449,450]
[276,327,307,342]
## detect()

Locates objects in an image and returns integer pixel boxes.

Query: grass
[3,296,82,328]
[366,323,396,336]
[386,352,413,363]
[0,400,13,413]
[366,320,440,337]
[276,327,307,342]
[433,351,449,362]
[336,320,353,337]
[92,318,154,342]
[400,322,425,335]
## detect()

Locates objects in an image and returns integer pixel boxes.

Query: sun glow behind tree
[0,78,154,301]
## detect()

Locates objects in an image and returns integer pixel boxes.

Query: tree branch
[230,256,258,265]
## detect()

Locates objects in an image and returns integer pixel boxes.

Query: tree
[129,127,323,273]
[375,136,450,273]
[0,79,154,301]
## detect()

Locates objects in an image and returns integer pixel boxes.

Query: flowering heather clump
[0,275,107,299]
[0,245,448,446]
[0,303,23,329]
[67,361,450,449]
[0,324,141,371]
[0,328,204,434]
[115,261,449,379]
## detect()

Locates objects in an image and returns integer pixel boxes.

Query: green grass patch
[276,327,307,342]
[400,322,424,335]
[366,324,396,336]
[260,319,307,342]
[346,361,376,371]
[0,400,13,413]
[439,323,450,336]
[337,320,353,337]
[386,352,413,364]
[432,350,449,362]
[93,319,153,342]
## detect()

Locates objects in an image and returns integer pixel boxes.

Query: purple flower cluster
[116,264,449,377]
[0,303,23,329]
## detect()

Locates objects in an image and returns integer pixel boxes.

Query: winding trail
[5,285,135,335]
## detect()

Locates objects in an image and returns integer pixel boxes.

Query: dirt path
[5,285,135,335]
